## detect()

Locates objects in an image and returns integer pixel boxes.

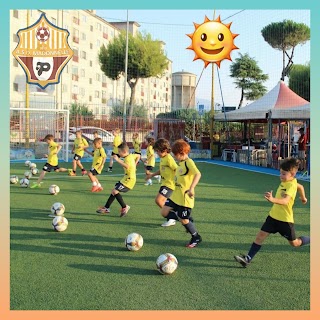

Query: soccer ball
[36,27,50,42]
[156,253,178,275]
[125,233,143,251]
[52,216,68,232]
[24,171,32,179]
[31,168,39,175]
[29,163,37,169]
[50,202,65,216]
[49,184,60,195]
[10,175,19,184]
[20,178,30,188]
[25,160,31,167]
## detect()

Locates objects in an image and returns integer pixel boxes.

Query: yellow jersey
[120,154,136,189]
[113,135,122,154]
[170,158,200,208]
[92,147,107,174]
[146,145,155,167]
[133,138,141,153]
[160,153,178,190]
[47,141,59,166]
[73,137,88,157]
[269,178,297,223]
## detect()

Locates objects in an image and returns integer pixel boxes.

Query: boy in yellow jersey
[68,130,89,176]
[107,128,122,172]
[146,138,178,227]
[86,138,107,192]
[234,157,309,268]
[97,143,136,217]
[31,134,68,188]
[160,139,202,248]
[132,132,142,165]
[144,137,161,185]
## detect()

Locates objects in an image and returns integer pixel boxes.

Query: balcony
[73,55,79,62]
[103,33,108,39]
[73,36,79,43]
[72,94,78,100]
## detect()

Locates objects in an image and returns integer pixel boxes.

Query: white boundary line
[197,160,310,182]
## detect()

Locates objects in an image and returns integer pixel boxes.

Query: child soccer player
[31,134,68,188]
[234,157,309,268]
[68,130,89,176]
[146,138,178,227]
[132,132,142,165]
[97,143,136,217]
[107,128,122,172]
[85,137,107,192]
[160,139,202,247]
[144,137,161,185]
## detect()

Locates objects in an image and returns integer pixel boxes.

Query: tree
[229,53,268,108]
[288,63,310,101]
[261,20,310,80]
[111,104,148,118]
[69,103,93,116]
[98,31,168,122]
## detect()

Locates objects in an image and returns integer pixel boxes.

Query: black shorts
[89,168,99,176]
[134,152,141,155]
[261,216,296,241]
[73,154,82,161]
[114,181,130,193]
[112,151,120,157]
[158,186,173,199]
[145,165,154,171]
[43,163,59,172]
[164,198,192,220]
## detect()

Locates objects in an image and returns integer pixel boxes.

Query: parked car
[69,126,114,143]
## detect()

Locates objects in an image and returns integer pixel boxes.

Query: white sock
[92,181,98,186]
[97,183,101,187]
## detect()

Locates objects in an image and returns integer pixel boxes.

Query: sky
[97,9,310,110]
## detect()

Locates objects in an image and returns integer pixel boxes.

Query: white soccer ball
[10,175,19,184]
[25,160,31,167]
[156,253,178,275]
[52,216,68,232]
[24,171,32,179]
[29,163,37,169]
[20,178,30,188]
[51,202,65,216]
[49,184,60,195]
[31,167,39,175]
[125,233,143,251]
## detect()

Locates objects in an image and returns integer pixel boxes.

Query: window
[90,25,93,32]
[13,58,18,67]
[102,75,106,82]
[89,96,92,102]
[102,91,106,99]
[72,66,78,75]
[81,33,86,41]
[82,15,87,23]
[80,69,85,77]
[72,84,78,94]
[90,43,93,49]
[81,51,87,60]
[95,90,100,98]
[13,33,18,42]
[102,107,106,115]
[13,83,18,91]
[89,60,93,67]
[96,39,100,47]
[13,10,18,18]
[51,17,57,25]
[89,78,92,84]
[96,22,101,31]
[96,73,100,81]
[79,87,85,96]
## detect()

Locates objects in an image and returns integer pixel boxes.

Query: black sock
[73,170,76,173]
[81,168,85,172]
[109,166,112,169]
[247,242,262,261]
[166,210,177,221]
[183,221,198,236]
[299,236,310,246]
[105,194,116,208]
[115,193,126,208]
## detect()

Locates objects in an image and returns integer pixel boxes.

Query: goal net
[10,108,70,162]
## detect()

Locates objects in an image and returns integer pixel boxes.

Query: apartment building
[10,9,172,119]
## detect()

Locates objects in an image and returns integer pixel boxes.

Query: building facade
[10,9,172,119]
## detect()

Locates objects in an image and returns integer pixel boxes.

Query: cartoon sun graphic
[187,15,239,68]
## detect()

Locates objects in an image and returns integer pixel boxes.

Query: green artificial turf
[10,161,310,310]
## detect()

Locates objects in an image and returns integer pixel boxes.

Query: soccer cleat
[96,207,110,214]
[82,170,87,176]
[161,219,176,227]
[234,254,250,268]
[107,168,112,172]
[144,179,152,186]
[156,175,161,184]
[91,185,99,192]
[30,182,41,188]
[120,205,130,217]
[96,186,103,192]
[186,234,202,248]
